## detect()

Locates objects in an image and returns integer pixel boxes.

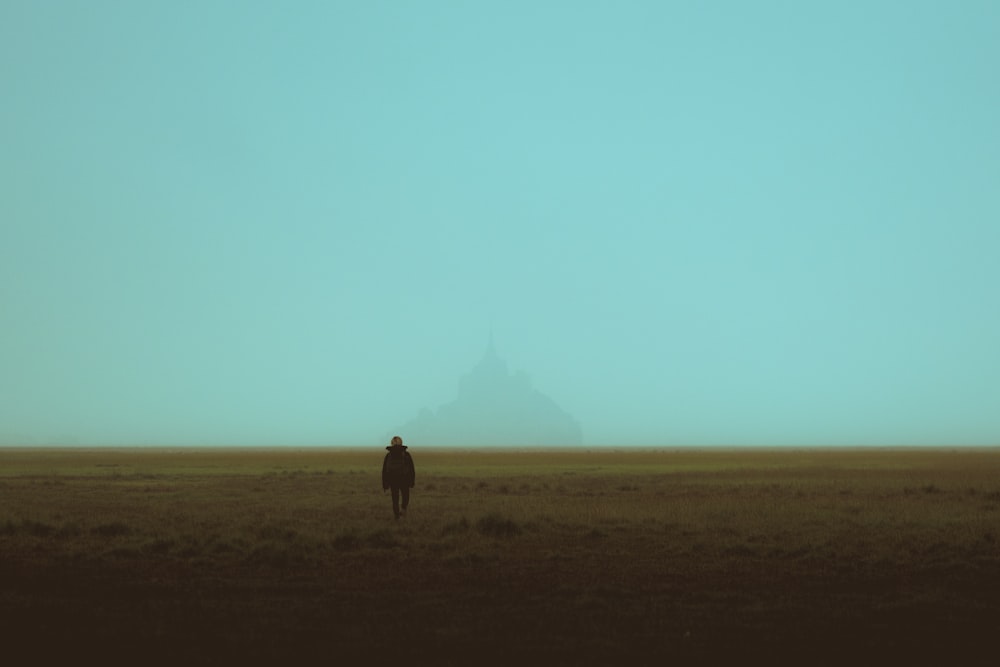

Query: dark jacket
[382,445,415,489]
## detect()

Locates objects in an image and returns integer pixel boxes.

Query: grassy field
[2,447,1000,664]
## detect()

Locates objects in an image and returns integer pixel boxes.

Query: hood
[386,445,408,452]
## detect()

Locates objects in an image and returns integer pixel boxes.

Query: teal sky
[3,1,998,446]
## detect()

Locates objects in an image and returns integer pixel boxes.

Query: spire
[460,331,507,394]
[481,330,502,367]
[481,329,503,369]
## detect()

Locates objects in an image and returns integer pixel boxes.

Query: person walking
[382,435,415,519]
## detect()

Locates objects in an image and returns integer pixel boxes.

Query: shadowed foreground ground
[2,447,999,665]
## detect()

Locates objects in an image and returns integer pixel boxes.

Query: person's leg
[390,486,400,518]
[401,486,410,514]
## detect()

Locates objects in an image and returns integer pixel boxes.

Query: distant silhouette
[381,435,415,519]
[392,338,582,446]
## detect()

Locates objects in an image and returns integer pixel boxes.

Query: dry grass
[2,447,1000,665]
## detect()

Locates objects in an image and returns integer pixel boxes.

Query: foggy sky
[3,2,999,446]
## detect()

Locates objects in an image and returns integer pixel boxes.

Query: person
[382,435,415,519]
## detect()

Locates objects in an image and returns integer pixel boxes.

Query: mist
[3,2,999,447]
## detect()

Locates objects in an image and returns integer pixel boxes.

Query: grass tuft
[1,519,57,537]
[143,538,174,555]
[56,522,82,538]
[476,513,520,538]
[92,522,132,537]
[366,529,401,549]
[258,524,297,541]
[441,517,470,536]
[332,532,362,551]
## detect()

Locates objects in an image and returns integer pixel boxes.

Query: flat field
[2,447,1000,665]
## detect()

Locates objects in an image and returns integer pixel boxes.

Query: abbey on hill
[392,340,582,446]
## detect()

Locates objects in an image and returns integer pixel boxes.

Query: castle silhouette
[391,338,583,446]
